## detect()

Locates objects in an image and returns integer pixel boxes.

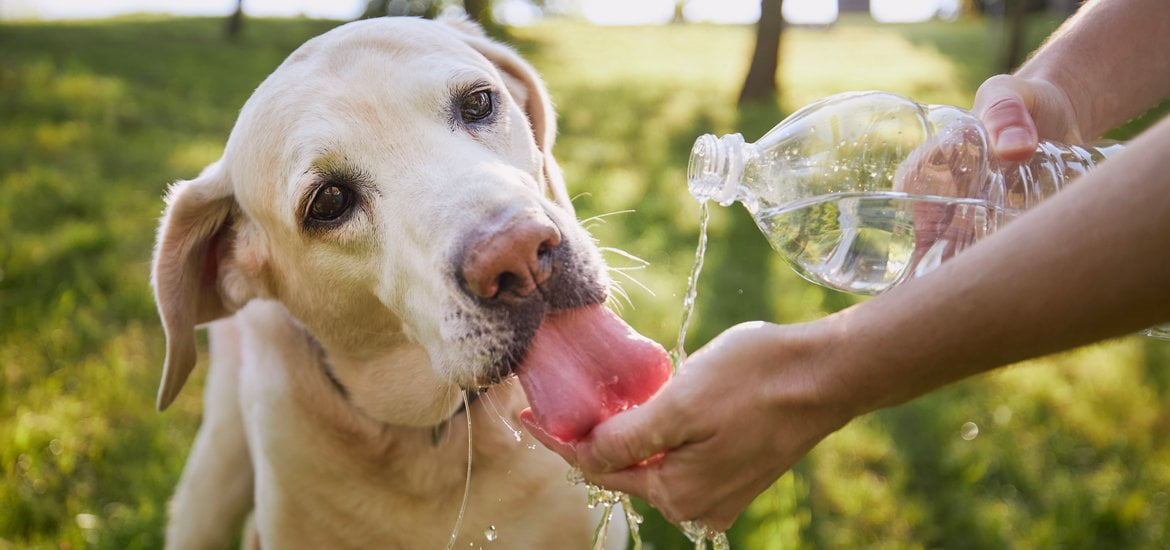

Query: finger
[519,408,579,464]
[581,466,654,502]
[974,75,1039,162]
[586,460,737,531]
[576,389,693,473]
[679,513,737,535]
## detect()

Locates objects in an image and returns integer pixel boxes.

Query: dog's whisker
[598,246,650,266]
[605,279,633,314]
[609,267,655,298]
[578,209,636,226]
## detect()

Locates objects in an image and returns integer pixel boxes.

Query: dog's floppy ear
[441,15,574,214]
[151,162,249,410]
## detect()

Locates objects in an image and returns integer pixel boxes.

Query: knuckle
[975,74,1018,99]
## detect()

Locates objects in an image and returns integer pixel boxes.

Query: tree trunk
[1000,0,1027,72]
[225,0,244,42]
[738,0,784,105]
[838,0,869,14]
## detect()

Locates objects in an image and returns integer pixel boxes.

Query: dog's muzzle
[457,207,562,303]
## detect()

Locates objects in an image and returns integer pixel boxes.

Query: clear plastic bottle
[688,90,1168,339]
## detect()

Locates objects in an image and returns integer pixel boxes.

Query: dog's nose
[461,210,562,300]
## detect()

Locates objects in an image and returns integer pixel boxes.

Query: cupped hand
[523,320,856,531]
[973,74,1084,162]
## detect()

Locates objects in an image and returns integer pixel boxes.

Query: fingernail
[996,126,1032,153]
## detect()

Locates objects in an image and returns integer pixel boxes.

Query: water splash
[444,392,474,550]
[575,201,721,549]
[670,202,711,368]
[681,521,730,550]
[565,467,645,550]
[671,202,730,549]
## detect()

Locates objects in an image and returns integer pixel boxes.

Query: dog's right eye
[308,184,353,222]
[460,90,493,123]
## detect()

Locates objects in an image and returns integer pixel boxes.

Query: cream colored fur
[152,16,624,549]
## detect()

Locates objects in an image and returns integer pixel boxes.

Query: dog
[151,15,630,548]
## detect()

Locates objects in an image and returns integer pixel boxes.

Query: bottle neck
[688,133,751,206]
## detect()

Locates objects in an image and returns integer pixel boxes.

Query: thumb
[576,388,692,473]
[974,74,1039,162]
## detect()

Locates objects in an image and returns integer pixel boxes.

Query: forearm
[825,114,1170,415]
[1016,0,1170,138]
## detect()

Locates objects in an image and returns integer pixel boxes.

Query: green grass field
[2,14,1169,549]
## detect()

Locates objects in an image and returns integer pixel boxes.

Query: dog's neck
[297,321,482,442]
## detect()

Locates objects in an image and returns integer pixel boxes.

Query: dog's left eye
[308,184,353,222]
[460,90,493,123]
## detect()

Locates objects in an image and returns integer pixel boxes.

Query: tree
[999,0,1027,72]
[838,0,869,14]
[739,0,785,105]
[672,0,686,23]
[360,0,495,33]
[361,0,442,19]
[225,0,244,41]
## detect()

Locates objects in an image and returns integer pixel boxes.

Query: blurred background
[2,0,1170,548]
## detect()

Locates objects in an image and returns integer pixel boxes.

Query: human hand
[973,74,1084,162]
[521,321,856,531]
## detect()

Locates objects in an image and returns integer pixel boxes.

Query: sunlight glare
[581,0,674,25]
[783,0,838,25]
[871,0,941,23]
[683,0,758,24]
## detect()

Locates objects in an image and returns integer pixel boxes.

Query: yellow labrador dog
[150,15,646,549]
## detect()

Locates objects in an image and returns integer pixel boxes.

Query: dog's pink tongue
[517,305,671,442]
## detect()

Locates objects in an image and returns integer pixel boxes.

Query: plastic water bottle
[688,91,1168,339]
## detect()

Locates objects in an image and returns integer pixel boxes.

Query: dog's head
[151,16,609,425]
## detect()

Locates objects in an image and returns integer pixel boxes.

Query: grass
[2,14,1169,549]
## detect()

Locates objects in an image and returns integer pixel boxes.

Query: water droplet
[512,429,522,442]
[75,513,98,530]
[566,467,585,485]
[484,525,498,542]
[960,421,979,440]
[993,405,1012,425]
[526,444,537,450]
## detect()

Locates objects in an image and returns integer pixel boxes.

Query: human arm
[975,0,1170,161]
[526,114,1170,529]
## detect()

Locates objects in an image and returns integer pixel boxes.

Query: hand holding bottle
[527,0,1170,534]
[523,321,856,531]
[973,75,1085,162]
